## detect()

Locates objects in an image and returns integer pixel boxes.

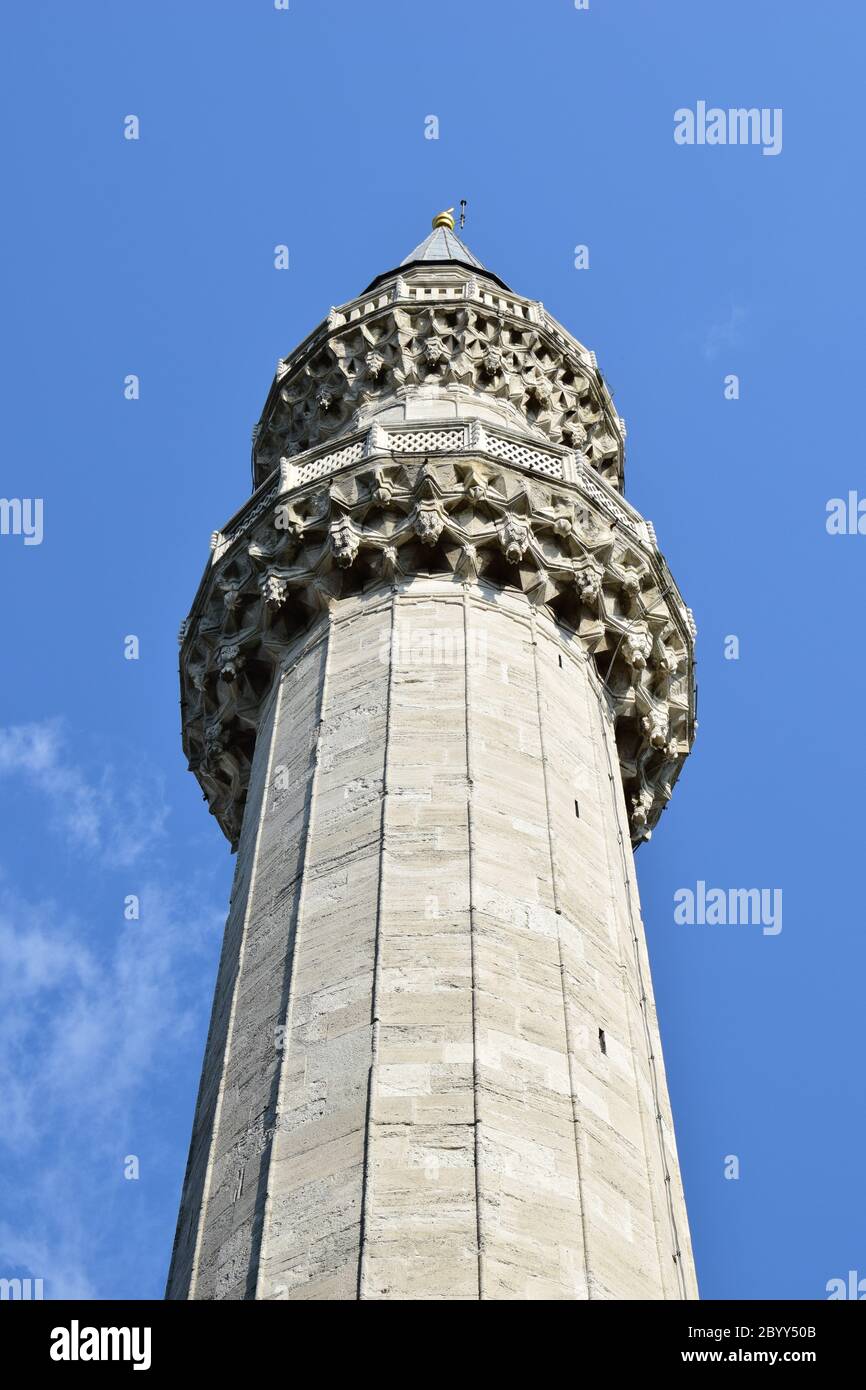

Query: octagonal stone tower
[167,212,698,1301]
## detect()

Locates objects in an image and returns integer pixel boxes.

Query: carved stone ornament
[251,263,625,491]
[181,458,695,848]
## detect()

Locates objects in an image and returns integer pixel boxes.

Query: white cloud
[0,879,224,1296]
[0,880,221,1149]
[0,1215,97,1301]
[0,718,226,1297]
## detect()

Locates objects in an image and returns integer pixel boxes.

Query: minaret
[167,211,698,1301]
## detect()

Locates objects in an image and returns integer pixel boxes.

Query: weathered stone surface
[182,458,694,848]
[167,221,697,1300]
[252,272,626,490]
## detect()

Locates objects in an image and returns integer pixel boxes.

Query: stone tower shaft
[168,217,698,1300]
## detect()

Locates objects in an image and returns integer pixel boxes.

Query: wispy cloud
[702,303,748,361]
[0,720,169,867]
[0,882,219,1152]
[0,719,225,1297]
[0,878,223,1296]
[0,1215,97,1301]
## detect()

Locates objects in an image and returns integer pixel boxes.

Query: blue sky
[0,0,862,1300]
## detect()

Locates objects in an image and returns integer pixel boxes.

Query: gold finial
[432,208,455,231]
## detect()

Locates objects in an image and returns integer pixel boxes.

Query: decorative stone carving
[498,514,531,563]
[622,628,653,670]
[574,556,605,605]
[620,569,645,605]
[564,419,588,448]
[261,571,289,610]
[221,582,242,614]
[251,266,625,491]
[203,717,228,767]
[216,644,243,682]
[368,465,395,504]
[482,345,502,376]
[423,335,448,367]
[460,464,488,504]
[642,708,669,750]
[630,785,656,837]
[181,458,694,846]
[364,349,385,379]
[451,541,479,579]
[413,498,446,547]
[329,509,361,568]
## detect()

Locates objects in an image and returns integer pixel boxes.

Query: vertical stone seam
[528,612,592,1300]
[187,675,285,1301]
[254,617,334,1300]
[462,587,485,1301]
[593,676,688,1299]
[581,662,669,1295]
[357,590,397,1299]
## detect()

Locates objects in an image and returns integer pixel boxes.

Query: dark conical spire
[363,207,510,294]
[364,204,511,291]
[400,208,486,271]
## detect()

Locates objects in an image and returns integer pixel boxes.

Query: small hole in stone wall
[558,653,563,667]
[574,800,580,818]
[598,1028,607,1055]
